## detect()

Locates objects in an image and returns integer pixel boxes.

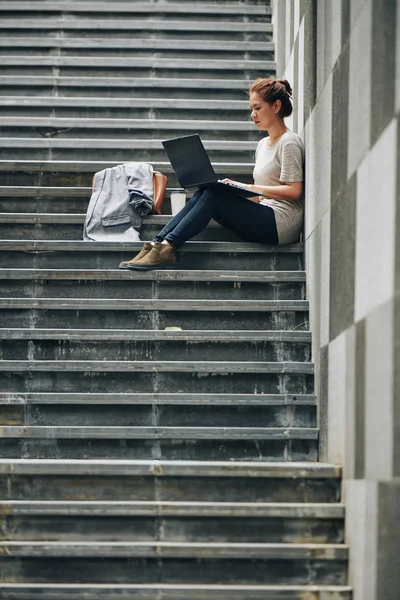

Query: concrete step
[0,268,306,301]
[0,497,344,541]
[0,20,273,35]
[0,117,260,143]
[0,584,352,599]
[0,76,258,100]
[0,36,273,58]
[0,213,254,241]
[0,241,304,271]
[0,95,253,116]
[0,392,316,427]
[0,304,308,331]
[0,160,255,189]
[0,37,273,64]
[0,185,260,212]
[0,138,257,162]
[0,57,274,82]
[0,1,272,16]
[0,459,342,502]
[0,369,313,404]
[0,502,344,544]
[1,328,311,362]
[0,429,318,462]
[0,542,348,584]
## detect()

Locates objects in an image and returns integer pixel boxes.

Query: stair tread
[0,297,308,310]
[0,76,259,90]
[0,540,349,558]
[0,161,255,173]
[0,37,274,51]
[0,500,344,517]
[0,360,313,373]
[0,240,302,252]
[0,96,252,108]
[0,138,260,149]
[0,1,272,15]
[0,20,273,33]
[0,585,353,600]
[0,426,319,439]
[0,117,256,130]
[0,328,311,341]
[0,459,341,477]
[0,268,306,281]
[0,392,317,405]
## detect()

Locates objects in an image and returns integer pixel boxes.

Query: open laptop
[162,134,263,199]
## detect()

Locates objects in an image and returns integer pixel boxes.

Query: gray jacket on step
[83,162,154,242]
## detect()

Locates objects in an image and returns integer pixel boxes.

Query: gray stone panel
[354,118,397,321]
[393,294,400,476]
[344,326,356,479]
[376,480,400,599]
[370,0,396,146]
[354,319,365,479]
[331,38,350,204]
[365,300,394,480]
[341,0,351,47]
[329,173,356,341]
[290,0,295,50]
[302,0,318,122]
[347,0,372,178]
[318,344,329,460]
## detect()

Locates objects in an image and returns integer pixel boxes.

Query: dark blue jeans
[153,187,279,247]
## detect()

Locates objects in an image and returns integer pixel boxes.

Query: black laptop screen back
[162,134,217,188]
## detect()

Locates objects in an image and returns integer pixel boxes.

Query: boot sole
[125,263,176,271]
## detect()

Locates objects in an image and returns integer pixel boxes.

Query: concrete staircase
[0,1,351,598]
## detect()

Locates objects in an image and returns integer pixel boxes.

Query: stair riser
[0,107,254,120]
[0,147,255,163]
[0,404,317,428]
[0,280,306,301]
[0,515,343,544]
[0,473,341,503]
[0,50,273,64]
[0,438,318,461]
[0,199,254,217]
[1,127,260,143]
[0,370,314,394]
[0,252,303,271]
[0,309,309,330]
[0,340,312,363]
[0,171,254,188]
[0,556,347,585]
[0,224,245,242]
[0,85,257,101]
[0,64,273,81]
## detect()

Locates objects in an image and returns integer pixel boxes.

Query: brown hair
[249,78,293,118]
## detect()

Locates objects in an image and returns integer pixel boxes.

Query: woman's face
[249,92,280,130]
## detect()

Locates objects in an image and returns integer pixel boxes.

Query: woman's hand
[222,178,252,189]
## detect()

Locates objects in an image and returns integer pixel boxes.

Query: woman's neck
[267,123,288,146]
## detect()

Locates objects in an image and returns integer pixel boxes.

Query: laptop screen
[162,134,217,188]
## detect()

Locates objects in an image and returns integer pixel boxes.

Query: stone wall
[271,1,400,598]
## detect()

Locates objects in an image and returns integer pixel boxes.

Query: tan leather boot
[119,242,153,269]
[127,242,176,270]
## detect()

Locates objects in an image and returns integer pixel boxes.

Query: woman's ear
[274,99,282,114]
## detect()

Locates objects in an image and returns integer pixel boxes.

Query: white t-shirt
[253,130,304,244]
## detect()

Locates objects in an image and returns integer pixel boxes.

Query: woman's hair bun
[279,79,293,97]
